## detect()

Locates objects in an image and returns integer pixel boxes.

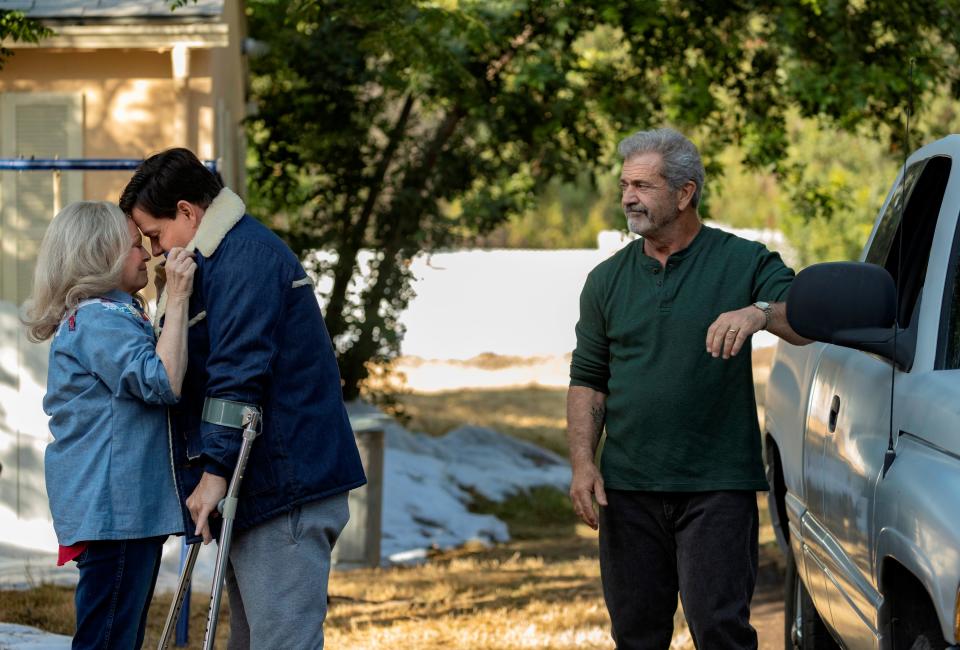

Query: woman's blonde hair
[21,201,132,342]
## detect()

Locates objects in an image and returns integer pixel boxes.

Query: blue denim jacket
[156,189,366,539]
[43,290,184,545]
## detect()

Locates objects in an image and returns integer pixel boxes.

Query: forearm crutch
[158,403,261,650]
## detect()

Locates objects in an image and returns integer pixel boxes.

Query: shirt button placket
[658,264,669,311]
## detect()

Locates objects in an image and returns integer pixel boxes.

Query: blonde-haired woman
[22,201,195,649]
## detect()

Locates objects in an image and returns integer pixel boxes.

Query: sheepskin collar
[188,187,246,257]
[153,187,245,331]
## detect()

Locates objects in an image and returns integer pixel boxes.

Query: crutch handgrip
[218,495,238,519]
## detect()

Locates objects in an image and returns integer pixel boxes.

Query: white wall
[396,226,788,360]
[0,300,58,557]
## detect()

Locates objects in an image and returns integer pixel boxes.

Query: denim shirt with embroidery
[43,289,184,545]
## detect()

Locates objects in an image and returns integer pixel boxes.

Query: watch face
[755,301,771,310]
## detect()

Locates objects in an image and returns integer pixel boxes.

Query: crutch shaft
[201,410,260,649]
[201,517,235,649]
[158,541,201,650]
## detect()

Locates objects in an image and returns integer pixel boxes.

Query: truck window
[945,267,960,369]
[866,161,925,267]
[941,219,960,370]
[865,156,951,329]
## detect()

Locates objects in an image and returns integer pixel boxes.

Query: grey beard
[625,210,652,235]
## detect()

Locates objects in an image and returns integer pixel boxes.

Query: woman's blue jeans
[73,536,166,649]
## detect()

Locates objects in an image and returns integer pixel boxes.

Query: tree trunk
[339,107,465,397]
[323,93,415,346]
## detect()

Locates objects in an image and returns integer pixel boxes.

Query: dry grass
[0,350,780,648]
[397,346,776,460]
[0,584,74,634]
[400,353,567,371]
[398,386,569,456]
[0,533,613,650]
[325,530,616,650]
[0,586,231,648]
[0,531,786,650]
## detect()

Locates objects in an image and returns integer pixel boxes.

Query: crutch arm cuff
[201,397,261,430]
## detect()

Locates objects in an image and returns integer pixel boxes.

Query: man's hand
[569,461,607,530]
[706,305,767,359]
[186,472,228,544]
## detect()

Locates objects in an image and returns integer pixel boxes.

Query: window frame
[935,206,960,370]
[860,155,952,371]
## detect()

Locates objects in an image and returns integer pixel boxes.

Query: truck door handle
[829,395,841,433]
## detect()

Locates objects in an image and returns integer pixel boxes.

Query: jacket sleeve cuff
[201,457,231,479]
[199,421,242,475]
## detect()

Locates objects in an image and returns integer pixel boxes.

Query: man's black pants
[598,489,759,650]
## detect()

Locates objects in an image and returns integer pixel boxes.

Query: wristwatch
[752,301,772,330]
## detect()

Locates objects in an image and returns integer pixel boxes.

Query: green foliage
[468,173,622,249]
[778,122,894,265]
[469,486,575,539]
[0,10,52,70]
[245,0,960,397]
[708,114,897,266]
[709,92,960,268]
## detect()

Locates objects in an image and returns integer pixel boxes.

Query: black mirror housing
[787,262,907,365]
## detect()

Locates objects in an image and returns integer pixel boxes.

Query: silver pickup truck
[764,135,960,650]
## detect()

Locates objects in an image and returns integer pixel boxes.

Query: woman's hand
[164,247,196,303]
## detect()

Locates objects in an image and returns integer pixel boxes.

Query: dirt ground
[1,350,788,648]
[391,350,789,649]
[752,543,787,650]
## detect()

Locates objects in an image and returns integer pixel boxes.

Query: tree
[245,0,959,399]
[0,10,52,70]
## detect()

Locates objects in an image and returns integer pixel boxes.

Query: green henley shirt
[570,225,794,492]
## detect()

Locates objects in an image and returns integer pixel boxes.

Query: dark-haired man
[568,128,808,649]
[121,148,365,648]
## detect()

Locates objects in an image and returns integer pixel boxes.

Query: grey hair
[21,201,131,342]
[617,128,705,209]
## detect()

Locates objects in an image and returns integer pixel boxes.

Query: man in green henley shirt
[567,128,809,649]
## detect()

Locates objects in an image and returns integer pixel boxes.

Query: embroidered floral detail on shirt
[57,297,150,337]
[97,299,148,322]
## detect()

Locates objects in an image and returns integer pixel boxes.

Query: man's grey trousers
[225,492,350,649]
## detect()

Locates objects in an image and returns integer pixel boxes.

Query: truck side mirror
[787,262,908,366]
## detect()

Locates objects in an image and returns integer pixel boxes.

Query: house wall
[211,0,249,191]
[0,48,229,201]
[0,28,246,554]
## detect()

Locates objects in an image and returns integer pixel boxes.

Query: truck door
[802,154,952,646]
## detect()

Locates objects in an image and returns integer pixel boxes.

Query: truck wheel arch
[880,558,951,648]
[764,433,790,553]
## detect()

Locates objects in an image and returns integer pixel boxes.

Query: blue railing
[0,158,219,172]
[0,155,216,647]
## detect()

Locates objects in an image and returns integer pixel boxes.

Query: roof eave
[5,22,230,49]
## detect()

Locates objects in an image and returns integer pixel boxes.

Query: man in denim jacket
[121,149,366,648]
